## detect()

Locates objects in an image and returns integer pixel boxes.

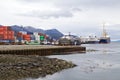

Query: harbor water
[28,42,120,80]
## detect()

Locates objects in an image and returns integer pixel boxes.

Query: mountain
[10,25,63,40]
[45,29,64,40]
[10,25,32,34]
[112,40,120,42]
[24,26,45,33]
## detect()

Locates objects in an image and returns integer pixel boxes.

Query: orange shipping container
[23,35,30,38]
[23,37,30,39]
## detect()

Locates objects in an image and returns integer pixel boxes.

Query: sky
[0,0,120,40]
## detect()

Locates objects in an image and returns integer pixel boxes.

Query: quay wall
[0,45,86,56]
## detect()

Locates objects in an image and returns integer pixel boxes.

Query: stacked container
[30,35,35,40]
[19,31,27,35]
[23,34,31,41]
[16,32,23,42]
[33,32,40,43]
[0,26,15,41]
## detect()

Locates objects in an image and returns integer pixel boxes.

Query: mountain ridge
[0,25,64,40]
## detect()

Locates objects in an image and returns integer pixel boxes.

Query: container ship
[99,23,111,43]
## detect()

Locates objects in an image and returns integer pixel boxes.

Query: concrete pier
[0,45,86,56]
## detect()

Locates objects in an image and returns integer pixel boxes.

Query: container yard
[0,26,48,45]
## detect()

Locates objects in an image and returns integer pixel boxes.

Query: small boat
[99,23,110,43]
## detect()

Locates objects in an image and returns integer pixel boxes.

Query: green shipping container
[40,36,44,41]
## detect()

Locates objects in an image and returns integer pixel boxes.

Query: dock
[0,45,86,56]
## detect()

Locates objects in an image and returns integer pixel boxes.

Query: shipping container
[0,26,11,31]
[0,32,4,34]
[17,37,23,42]
[23,34,30,38]
[38,33,44,35]
[30,35,35,40]
[33,32,39,35]
[19,31,27,34]
[40,36,45,41]
[1,31,7,35]
[0,40,10,42]
[35,37,40,40]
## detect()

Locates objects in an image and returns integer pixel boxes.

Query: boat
[99,23,110,43]
[58,32,81,45]
[86,36,99,44]
[80,36,99,44]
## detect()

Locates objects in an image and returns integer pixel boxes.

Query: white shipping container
[35,35,40,40]
[35,37,40,41]
[33,32,39,35]
[15,39,19,42]
[21,40,25,44]
[34,35,39,37]
[19,31,27,34]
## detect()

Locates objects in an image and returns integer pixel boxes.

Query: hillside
[10,25,63,40]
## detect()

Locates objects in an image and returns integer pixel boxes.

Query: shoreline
[0,55,76,80]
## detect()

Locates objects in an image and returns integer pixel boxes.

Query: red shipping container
[23,37,30,40]
[7,32,14,36]
[7,31,11,34]
[3,36,8,40]
[17,32,23,37]
[11,31,14,35]
[2,31,8,35]
[0,34,4,39]
[0,26,8,31]
[7,35,14,39]
[23,37,30,39]
[23,35,30,38]
[0,32,4,34]
[0,28,4,31]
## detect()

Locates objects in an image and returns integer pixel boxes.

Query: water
[29,42,120,80]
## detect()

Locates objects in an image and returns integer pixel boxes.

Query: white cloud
[0,0,120,39]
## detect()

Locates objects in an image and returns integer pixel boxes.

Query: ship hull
[99,37,110,43]
[86,41,99,44]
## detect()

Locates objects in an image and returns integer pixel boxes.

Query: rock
[0,55,76,80]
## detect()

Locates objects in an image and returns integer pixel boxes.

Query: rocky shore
[0,55,76,80]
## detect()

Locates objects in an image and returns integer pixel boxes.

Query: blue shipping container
[30,35,35,40]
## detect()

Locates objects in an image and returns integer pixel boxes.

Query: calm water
[29,42,120,80]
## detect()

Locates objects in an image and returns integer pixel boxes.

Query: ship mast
[102,23,107,37]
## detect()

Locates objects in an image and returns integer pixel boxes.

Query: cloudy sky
[0,0,120,40]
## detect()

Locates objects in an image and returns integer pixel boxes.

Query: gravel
[0,55,76,80]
